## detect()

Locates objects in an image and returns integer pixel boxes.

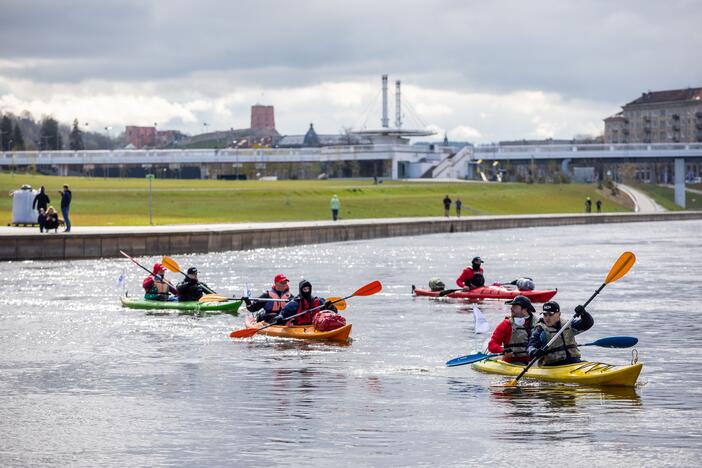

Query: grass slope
[1,173,631,226]
[635,184,702,211]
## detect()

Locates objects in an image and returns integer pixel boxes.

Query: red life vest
[291,297,322,325]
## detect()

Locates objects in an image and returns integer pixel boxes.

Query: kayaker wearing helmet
[143,262,177,301]
[245,273,293,323]
[276,279,336,325]
[456,256,485,289]
[527,301,594,366]
[487,295,537,363]
[176,267,205,302]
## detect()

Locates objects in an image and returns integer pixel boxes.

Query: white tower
[395,80,402,129]
[381,74,389,128]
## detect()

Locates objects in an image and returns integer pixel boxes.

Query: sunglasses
[542,311,559,317]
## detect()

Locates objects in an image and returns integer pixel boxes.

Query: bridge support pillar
[58,164,69,176]
[200,165,209,179]
[675,158,686,208]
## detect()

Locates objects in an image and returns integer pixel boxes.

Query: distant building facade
[125,126,156,148]
[251,105,275,130]
[604,87,702,144]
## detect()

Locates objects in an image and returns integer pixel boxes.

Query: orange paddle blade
[605,251,636,284]
[230,327,259,338]
[162,256,182,273]
[352,280,382,297]
[327,297,347,311]
[199,294,228,303]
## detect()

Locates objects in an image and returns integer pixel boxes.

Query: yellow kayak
[472,358,642,387]
[244,315,352,342]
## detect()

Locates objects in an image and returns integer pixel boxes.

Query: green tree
[39,117,61,150]
[69,118,84,151]
[1,115,12,151]
[12,123,25,150]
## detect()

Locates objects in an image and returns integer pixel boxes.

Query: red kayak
[412,285,557,303]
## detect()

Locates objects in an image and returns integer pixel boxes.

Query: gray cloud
[1,0,700,139]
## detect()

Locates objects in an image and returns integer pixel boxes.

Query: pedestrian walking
[585,197,592,213]
[32,185,50,213]
[330,194,340,221]
[59,184,72,232]
[596,199,602,213]
[443,195,452,217]
[455,197,462,218]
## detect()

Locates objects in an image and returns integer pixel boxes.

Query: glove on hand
[323,300,334,310]
[243,297,252,306]
[574,305,586,317]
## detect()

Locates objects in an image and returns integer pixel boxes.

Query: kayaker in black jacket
[246,273,292,323]
[176,267,205,302]
[527,301,593,366]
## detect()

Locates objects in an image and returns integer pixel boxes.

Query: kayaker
[176,267,205,302]
[276,279,336,325]
[527,301,594,366]
[246,273,292,323]
[143,262,177,301]
[456,256,485,289]
[487,295,536,363]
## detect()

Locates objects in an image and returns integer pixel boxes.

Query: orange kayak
[244,315,352,342]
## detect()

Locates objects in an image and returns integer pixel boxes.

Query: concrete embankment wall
[2,212,701,261]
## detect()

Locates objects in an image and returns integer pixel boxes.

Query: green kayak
[120,296,242,314]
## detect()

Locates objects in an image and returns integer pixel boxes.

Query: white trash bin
[10,185,39,225]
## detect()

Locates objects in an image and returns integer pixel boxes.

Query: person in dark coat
[176,267,205,302]
[37,208,46,233]
[32,186,50,213]
[44,206,59,232]
[59,184,72,232]
[246,273,292,323]
[277,280,336,325]
[443,195,452,217]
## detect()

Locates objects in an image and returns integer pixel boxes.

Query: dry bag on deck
[313,311,346,331]
[428,278,445,291]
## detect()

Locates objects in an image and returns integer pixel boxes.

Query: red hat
[274,273,289,283]
[152,262,166,274]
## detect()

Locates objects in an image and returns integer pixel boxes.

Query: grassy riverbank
[1,173,632,226]
[635,184,702,211]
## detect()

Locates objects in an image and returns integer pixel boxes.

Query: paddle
[119,250,178,290]
[229,280,382,338]
[505,251,636,387]
[162,255,216,294]
[199,294,347,311]
[446,336,639,367]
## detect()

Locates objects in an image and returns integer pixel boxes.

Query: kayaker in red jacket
[456,256,485,289]
[142,262,177,301]
[277,279,336,325]
[488,295,536,363]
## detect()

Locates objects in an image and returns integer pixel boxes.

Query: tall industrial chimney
[381,74,389,128]
[395,80,402,129]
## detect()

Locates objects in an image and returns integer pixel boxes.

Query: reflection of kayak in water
[120,296,241,313]
[244,315,352,342]
[412,285,557,303]
[472,358,642,387]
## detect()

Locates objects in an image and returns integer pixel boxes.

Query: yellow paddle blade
[505,379,519,387]
[327,297,347,311]
[162,256,182,274]
[199,294,229,303]
[605,251,636,284]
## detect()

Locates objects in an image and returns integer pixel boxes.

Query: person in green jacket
[330,194,341,221]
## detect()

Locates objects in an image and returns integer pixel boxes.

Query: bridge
[0,144,445,180]
[432,142,702,208]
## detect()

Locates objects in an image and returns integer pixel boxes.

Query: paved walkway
[617,184,667,213]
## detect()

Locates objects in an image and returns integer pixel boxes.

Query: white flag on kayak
[473,305,490,334]
[116,270,126,291]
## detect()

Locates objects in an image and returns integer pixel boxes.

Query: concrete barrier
[1,211,701,261]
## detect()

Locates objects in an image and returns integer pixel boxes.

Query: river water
[1,220,701,467]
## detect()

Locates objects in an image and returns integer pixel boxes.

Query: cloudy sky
[1,0,700,143]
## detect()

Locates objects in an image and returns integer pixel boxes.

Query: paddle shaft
[510,283,605,384]
[120,250,178,290]
[162,256,216,294]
